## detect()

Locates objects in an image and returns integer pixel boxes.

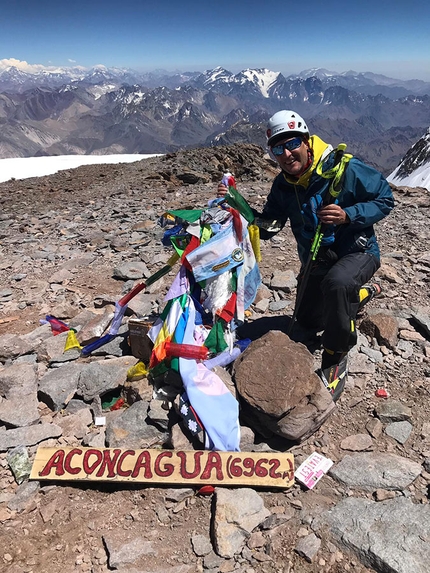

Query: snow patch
[0,154,162,183]
[241,69,280,97]
[89,84,117,99]
[387,128,430,190]
[388,162,430,190]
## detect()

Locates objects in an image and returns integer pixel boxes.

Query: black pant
[296,252,379,353]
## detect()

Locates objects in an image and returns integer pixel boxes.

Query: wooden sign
[31,447,294,489]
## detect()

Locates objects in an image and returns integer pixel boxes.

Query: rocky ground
[1,144,430,573]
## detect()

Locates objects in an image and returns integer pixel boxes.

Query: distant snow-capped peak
[388,127,430,190]
[296,67,338,79]
[200,66,282,98]
[238,68,281,97]
[202,66,234,84]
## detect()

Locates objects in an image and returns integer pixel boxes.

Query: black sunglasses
[271,137,303,156]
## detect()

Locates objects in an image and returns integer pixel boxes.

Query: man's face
[272,136,309,177]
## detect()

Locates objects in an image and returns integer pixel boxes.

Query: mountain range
[1,64,430,175]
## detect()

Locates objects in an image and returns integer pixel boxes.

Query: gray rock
[366,418,383,439]
[269,300,292,312]
[83,428,106,448]
[294,533,321,563]
[105,400,167,448]
[38,362,85,410]
[7,480,40,512]
[329,452,421,491]
[49,347,81,365]
[254,283,271,303]
[126,292,155,318]
[0,396,40,427]
[191,533,213,556]
[164,488,195,503]
[64,398,90,414]
[261,509,295,530]
[76,305,115,345]
[113,260,149,280]
[254,298,270,313]
[410,307,430,338]
[103,534,155,569]
[385,421,413,444]
[91,325,131,357]
[48,268,73,283]
[213,487,270,558]
[360,347,384,363]
[169,422,193,450]
[68,308,100,331]
[233,331,335,442]
[36,330,70,363]
[340,434,373,451]
[203,551,224,570]
[376,399,413,423]
[0,333,34,361]
[147,398,171,431]
[0,423,63,451]
[270,270,297,292]
[14,353,38,365]
[239,425,256,451]
[56,408,93,439]
[59,254,96,271]
[0,362,39,427]
[0,362,37,397]
[348,353,376,374]
[397,339,414,358]
[77,356,137,401]
[313,497,430,573]
[154,503,170,524]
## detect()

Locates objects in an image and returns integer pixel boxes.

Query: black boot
[320,350,348,402]
[358,283,382,310]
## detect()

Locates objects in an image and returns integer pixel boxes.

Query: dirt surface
[0,145,430,573]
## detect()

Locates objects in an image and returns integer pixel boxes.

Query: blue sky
[1,0,430,80]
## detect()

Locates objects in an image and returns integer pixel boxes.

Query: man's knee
[321,273,355,297]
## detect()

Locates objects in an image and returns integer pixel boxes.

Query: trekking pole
[287,144,350,337]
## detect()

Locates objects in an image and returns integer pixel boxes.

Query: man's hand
[217,183,228,198]
[318,204,349,225]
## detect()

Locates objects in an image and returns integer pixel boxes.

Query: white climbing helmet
[266,110,309,147]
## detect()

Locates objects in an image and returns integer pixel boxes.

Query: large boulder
[232,330,335,442]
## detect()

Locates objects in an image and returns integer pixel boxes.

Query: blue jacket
[257,138,394,265]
